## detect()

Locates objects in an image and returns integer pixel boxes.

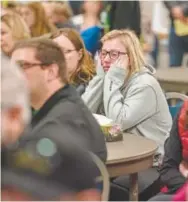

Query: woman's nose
[103,53,111,62]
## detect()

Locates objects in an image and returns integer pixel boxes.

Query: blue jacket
[81,26,102,56]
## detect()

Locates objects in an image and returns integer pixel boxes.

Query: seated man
[1,55,102,201]
[11,38,107,162]
[149,99,188,201]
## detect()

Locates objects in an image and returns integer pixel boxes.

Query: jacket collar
[31,84,74,128]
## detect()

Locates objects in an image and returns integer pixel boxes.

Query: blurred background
[1,0,188,68]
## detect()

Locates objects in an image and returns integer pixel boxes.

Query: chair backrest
[166,92,188,101]
[90,153,110,201]
[166,92,188,119]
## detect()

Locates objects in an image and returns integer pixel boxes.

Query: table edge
[106,147,157,165]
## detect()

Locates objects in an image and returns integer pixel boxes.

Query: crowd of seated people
[1,0,188,201]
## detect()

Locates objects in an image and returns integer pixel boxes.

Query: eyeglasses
[16,61,51,70]
[99,50,127,60]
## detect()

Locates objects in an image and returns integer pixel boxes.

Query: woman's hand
[111,54,129,70]
[106,55,130,82]
[94,52,105,76]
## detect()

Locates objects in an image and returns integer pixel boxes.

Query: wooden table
[155,68,188,93]
[106,134,158,201]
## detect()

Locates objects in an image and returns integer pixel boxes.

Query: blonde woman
[82,29,172,156]
[18,2,56,37]
[1,13,31,57]
[42,1,75,29]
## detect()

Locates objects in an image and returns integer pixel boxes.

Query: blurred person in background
[42,1,75,29]
[164,1,188,67]
[68,0,83,16]
[18,2,56,37]
[1,1,18,15]
[150,1,169,68]
[48,28,95,95]
[1,57,101,202]
[1,13,31,57]
[72,0,103,56]
[11,38,107,162]
[108,1,141,38]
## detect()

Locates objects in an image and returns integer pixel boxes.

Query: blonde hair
[1,13,31,41]
[49,28,96,85]
[101,29,146,74]
[50,1,73,21]
[20,2,57,37]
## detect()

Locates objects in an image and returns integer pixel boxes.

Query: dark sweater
[25,84,107,162]
[108,1,141,37]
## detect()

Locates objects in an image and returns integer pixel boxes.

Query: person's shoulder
[129,74,157,89]
[29,117,67,136]
[27,118,85,147]
[46,90,83,118]
[130,66,159,89]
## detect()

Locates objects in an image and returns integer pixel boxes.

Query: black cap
[2,131,99,200]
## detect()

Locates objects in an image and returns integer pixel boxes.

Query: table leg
[129,173,138,201]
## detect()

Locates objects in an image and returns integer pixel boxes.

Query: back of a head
[1,55,30,125]
[52,1,73,21]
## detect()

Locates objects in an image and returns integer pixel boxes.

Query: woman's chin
[103,67,110,72]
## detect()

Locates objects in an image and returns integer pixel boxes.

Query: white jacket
[82,64,172,155]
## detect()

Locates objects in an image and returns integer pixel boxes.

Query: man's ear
[46,64,59,82]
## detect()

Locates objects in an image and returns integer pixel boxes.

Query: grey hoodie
[82,64,172,156]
